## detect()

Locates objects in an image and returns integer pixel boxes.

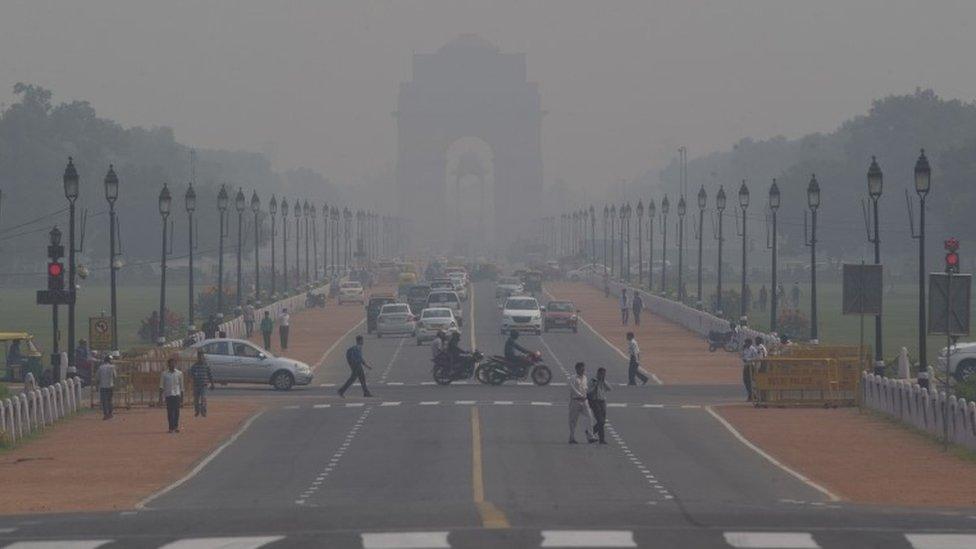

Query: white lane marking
[421,381,436,386]
[531,401,553,406]
[386,382,404,386]
[607,403,627,408]
[494,401,514,405]
[137,410,265,510]
[361,531,451,549]
[158,537,285,549]
[540,529,636,547]
[538,336,571,378]
[345,403,365,408]
[455,400,476,405]
[705,406,840,502]
[552,382,567,386]
[0,528,18,533]
[723,532,819,548]
[319,383,336,387]
[312,317,366,374]
[905,534,976,549]
[296,407,372,505]
[3,543,113,549]
[604,422,673,501]
[517,381,533,386]
[419,401,440,406]
[313,404,331,409]
[380,401,402,407]
[680,404,702,409]
[643,404,664,408]
[378,337,407,383]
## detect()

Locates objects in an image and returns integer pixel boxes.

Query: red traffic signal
[945,237,960,252]
[946,252,960,272]
[47,261,64,290]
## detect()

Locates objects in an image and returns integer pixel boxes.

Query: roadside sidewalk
[546,281,742,385]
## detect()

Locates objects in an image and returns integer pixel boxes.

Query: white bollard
[54,383,63,419]
[19,393,31,436]
[0,399,7,442]
[45,387,54,425]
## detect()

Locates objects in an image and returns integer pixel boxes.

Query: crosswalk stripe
[380,401,402,407]
[905,533,976,549]
[319,383,336,387]
[3,542,113,549]
[158,536,284,549]
[723,532,819,548]
[494,401,514,405]
[345,403,365,407]
[419,401,440,405]
[531,401,553,406]
[540,530,636,547]
[680,405,702,409]
[386,382,404,386]
[607,403,627,408]
[643,404,664,408]
[361,531,451,549]
[455,400,476,405]
[313,404,331,409]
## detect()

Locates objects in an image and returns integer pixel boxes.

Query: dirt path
[547,281,742,385]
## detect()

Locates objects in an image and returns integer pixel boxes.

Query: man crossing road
[339,335,373,398]
[569,362,597,444]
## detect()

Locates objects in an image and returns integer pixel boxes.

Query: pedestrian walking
[603,271,610,298]
[95,356,116,420]
[338,335,373,397]
[159,358,185,433]
[587,367,611,444]
[631,291,643,327]
[758,285,767,312]
[278,308,291,350]
[260,311,274,350]
[626,332,649,385]
[755,336,769,358]
[620,288,630,325]
[203,314,218,339]
[791,282,801,308]
[188,349,215,417]
[741,338,759,401]
[243,302,256,338]
[569,362,597,444]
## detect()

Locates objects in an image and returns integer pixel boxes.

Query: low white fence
[0,378,83,446]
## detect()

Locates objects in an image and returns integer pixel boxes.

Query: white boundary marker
[705,406,840,502]
[137,410,266,509]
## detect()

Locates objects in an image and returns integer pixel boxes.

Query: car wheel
[955,359,976,382]
[272,371,295,391]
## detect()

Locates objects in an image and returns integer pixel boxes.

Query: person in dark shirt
[338,335,372,397]
[504,331,531,363]
[188,349,215,417]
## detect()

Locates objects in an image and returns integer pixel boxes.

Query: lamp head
[217,184,229,212]
[184,184,196,213]
[648,199,656,218]
[235,188,246,213]
[768,179,780,211]
[807,174,821,210]
[738,181,750,209]
[104,164,119,204]
[280,198,289,217]
[697,186,707,210]
[677,196,687,217]
[158,183,172,217]
[914,149,931,196]
[867,156,883,199]
[636,200,644,218]
[661,195,670,215]
[250,191,260,213]
[63,157,80,201]
[716,186,727,212]
[269,195,277,216]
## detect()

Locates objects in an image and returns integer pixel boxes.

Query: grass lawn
[0,284,190,354]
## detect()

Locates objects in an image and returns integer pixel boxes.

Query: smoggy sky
[2,0,974,192]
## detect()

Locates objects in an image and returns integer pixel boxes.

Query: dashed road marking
[296,407,372,506]
[361,531,450,549]
[158,536,285,549]
[419,401,440,406]
[905,533,976,549]
[2,542,113,549]
[723,531,819,548]
[313,404,331,409]
[540,529,637,547]
[380,401,402,407]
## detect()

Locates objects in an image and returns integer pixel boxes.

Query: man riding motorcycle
[503,331,534,375]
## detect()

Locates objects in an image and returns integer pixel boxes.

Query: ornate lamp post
[636,201,644,286]
[294,199,301,289]
[185,182,197,330]
[157,184,172,345]
[806,175,820,341]
[737,181,750,321]
[696,186,707,308]
[610,204,616,277]
[310,203,318,281]
[63,158,79,374]
[647,199,655,292]
[589,205,596,264]
[603,206,609,272]
[303,201,311,285]
[250,191,260,302]
[715,186,726,315]
[234,188,246,309]
[619,204,626,281]
[281,198,289,293]
[660,195,670,294]
[322,202,329,278]
[911,150,931,369]
[768,180,780,331]
[678,195,687,301]
[269,196,277,297]
[104,165,120,350]
[216,185,228,316]
[867,157,883,366]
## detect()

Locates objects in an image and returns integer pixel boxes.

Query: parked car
[415,307,458,345]
[191,338,313,390]
[426,291,463,326]
[405,284,432,315]
[376,303,417,338]
[366,295,397,333]
[496,276,524,298]
[938,342,976,381]
[338,281,365,304]
[500,296,543,335]
[544,300,580,333]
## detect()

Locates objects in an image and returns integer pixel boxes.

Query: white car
[426,291,463,326]
[376,303,417,338]
[501,296,544,335]
[429,280,455,294]
[938,342,976,381]
[496,276,524,298]
[338,281,365,304]
[416,307,459,345]
[567,263,610,281]
[449,274,468,301]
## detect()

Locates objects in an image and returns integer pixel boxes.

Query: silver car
[376,303,417,338]
[191,338,313,391]
[416,307,459,345]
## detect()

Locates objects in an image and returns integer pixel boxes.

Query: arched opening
[444,136,495,255]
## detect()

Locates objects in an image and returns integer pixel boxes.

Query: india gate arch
[395,35,543,250]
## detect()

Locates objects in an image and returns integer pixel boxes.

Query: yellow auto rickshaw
[0,332,44,382]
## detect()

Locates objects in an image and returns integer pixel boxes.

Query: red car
[544,300,580,333]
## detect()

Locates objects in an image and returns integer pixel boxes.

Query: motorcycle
[476,351,552,386]
[706,330,738,353]
[432,350,484,385]
[306,291,327,308]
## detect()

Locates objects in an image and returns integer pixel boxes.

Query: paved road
[2,281,976,548]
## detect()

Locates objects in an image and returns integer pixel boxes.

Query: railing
[0,378,83,447]
[861,372,976,452]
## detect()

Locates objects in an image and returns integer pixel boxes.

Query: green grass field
[0,284,190,354]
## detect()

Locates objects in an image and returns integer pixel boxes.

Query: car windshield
[422,309,451,319]
[408,286,430,297]
[499,277,520,285]
[547,302,575,312]
[369,299,394,309]
[428,293,457,303]
[381,304,409,314]
[507,298,539,310]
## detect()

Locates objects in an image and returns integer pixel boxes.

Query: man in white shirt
[741,338,760,401]
[95,356,117,420]
[626,332,649,385]
[278,308,291,350]
[569,362,597,444]
[619,288,630,325]
[159,358,185,433]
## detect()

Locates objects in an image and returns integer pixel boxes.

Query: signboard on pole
[89,315,114,351]
[842,264,883,315]
[928,273,971,336]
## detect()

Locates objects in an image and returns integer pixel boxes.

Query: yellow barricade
[107,347,195,408]
[751,354,864,407]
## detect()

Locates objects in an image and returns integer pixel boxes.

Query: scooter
[476,351,552,386]
[306,292,327,308]
[431,350,484,385]
[706,330,738,353]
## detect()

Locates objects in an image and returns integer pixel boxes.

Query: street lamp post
[217,185,228,316]
[323,202,329,279]
[678,196,687,302]
[185,182,197,331]
[867,157,883,365]
[269,196,277,297]
[610,205,616,278]
[619,204,626,281]
[157,184,172,345]
[647,200,655,293]
[738,181,750,322]
[806,175,820,341]
[281,199,289,293]
[311,203,318,281]
[697,186,707,309]
[294,200,301,289]
[603,206,609,273]
[911,150,931,368]
[250,191,260,302]
[49,226,62,364]
[715,187,726,315]
[104,166,120,351]
[303,201,310,285]
[589,205,596,264]
[768,181,780,331]
[235,188,246,309]
[660,195,670,294]
[636,201,644,287]
[63,158,79,376]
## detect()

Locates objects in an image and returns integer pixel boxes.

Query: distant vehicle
[429,280,455,294]
[376,303,417,338]
[366,295,397,333]
[406,284,432,315]
[426,291,463,326]
[544,300,579,333]
[416,307,458,345]
[496,276,524,298]
[521,270,543,294]
[191,338,313,391]
[567,263,610,281]
[338,281,365,304]
[938,342,976,381]
[449,274,468,301]
[501,296,543,335]
[0,332,44,383]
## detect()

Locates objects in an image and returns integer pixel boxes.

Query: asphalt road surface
[2,281,976,548]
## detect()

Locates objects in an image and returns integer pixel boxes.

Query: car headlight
[296,364,310,373]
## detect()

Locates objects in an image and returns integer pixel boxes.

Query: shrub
[138,308,185,343]
[777,309,810,342]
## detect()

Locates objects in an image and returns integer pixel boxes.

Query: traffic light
[945,238,961,274]
[47,261,64,290]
